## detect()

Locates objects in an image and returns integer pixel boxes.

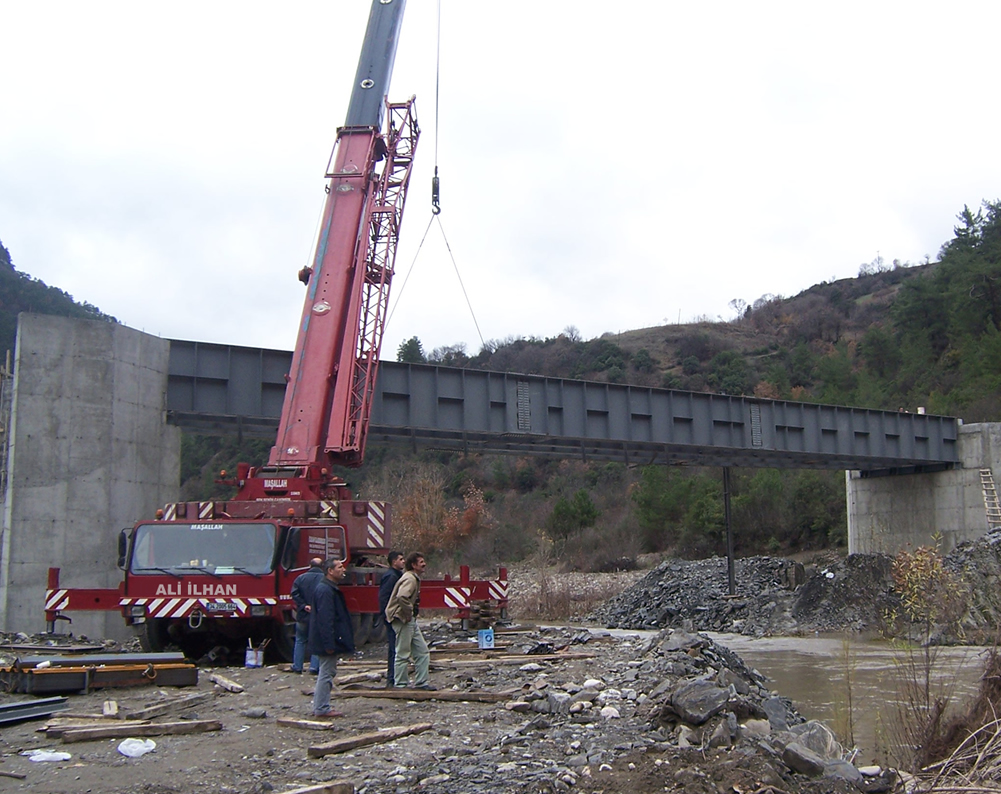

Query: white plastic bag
[24,749,72,762]
[117,738,156,758]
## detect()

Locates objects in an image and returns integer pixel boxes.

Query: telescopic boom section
[271,103,419,470]
[270,0,417,471]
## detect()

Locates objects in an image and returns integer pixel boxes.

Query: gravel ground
[0,620,882,794]
[9,534,1001,794]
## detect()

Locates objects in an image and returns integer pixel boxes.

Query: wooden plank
[308,723,432,758]
[441,652,596,667]
[42,718,151,737]
[430,642,514,653]
[0,770,27,780]
[334,672,383,686]
[275,781,354,794]
[336,688,510,703]
[124,691,213,721]
[60,719,222,743]
[276,717,339,731]
[207,673,244,692]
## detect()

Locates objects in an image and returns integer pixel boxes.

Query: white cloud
[1,1,999,360]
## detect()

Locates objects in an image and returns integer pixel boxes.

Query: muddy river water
[707,632,989,764]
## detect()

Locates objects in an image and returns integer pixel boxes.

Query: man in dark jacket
[290,557,324,673]
[307,558,355,718]
[378,550,405,687]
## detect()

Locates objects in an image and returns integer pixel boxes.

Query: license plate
[206,602,238,613]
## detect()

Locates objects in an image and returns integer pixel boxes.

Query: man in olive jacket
[307,558,355,717]
[384,551,434,689]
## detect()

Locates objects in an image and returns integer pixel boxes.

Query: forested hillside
[398,202,1001,422]
[0,239,116,358]
[5,200,1001,572]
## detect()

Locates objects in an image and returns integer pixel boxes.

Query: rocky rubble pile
[589,531,1001,641]
[945,529,1001,638]
[361,624,892,794]
[587,554,900,637]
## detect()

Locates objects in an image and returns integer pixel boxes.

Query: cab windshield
[130,522,277,575]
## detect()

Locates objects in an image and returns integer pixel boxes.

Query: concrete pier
[0,315,180,639]
[848,423,1001,554]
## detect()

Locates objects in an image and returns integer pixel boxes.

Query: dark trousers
[385,619,397,685]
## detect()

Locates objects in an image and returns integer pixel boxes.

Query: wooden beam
[60,719,222,743]
[334,672,383,686]
[308,723,432,758]
[124,692,213,721]
[207,673,244,693]
[440,652,596,667]
[336,688,510,703]
[276,717,339,731]
[275,781,354,794]
[42,719,152,738]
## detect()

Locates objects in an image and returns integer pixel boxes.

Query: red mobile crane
[44,0,507,661]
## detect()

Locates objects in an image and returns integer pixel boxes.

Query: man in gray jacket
[384,552,434,690]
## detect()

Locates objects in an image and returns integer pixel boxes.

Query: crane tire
[369,616,386,644]
[352,613,374,646]
[136,619,168,653]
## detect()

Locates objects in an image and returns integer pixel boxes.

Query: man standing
[307,558,355,718]
[384,552,434,690]
[289,557,323,674]
[378,550,405,687]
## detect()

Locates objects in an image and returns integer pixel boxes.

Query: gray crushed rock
[589,531,1001,639]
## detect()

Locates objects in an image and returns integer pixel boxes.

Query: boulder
[782,741,825,776]
[672,679,730,725]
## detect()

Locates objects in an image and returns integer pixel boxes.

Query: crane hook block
[431,172,441,216]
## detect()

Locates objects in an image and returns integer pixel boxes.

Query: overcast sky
[2,2,1000,360]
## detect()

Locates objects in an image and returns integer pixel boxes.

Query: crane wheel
[368,616,386,644]
[136,619,169,653]
[351,613,372,646]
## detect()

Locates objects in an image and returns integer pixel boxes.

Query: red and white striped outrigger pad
[443,586,472,610]
[366,502,387,548]
[45,589,70,612]
[489,577,508,602]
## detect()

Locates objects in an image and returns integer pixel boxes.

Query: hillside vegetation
[0,240,116,360]
[5,201,1001,571]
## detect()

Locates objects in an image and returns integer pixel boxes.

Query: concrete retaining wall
[848,423,1001,555]
[0,315,180,640]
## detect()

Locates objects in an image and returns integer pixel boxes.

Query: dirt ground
[0,621,871,794]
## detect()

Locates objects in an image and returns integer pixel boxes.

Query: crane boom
[270,0,417,469]
[40,0,509,663]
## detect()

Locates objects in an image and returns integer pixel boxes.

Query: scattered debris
[117,737,156,757]
[22,749,72,762]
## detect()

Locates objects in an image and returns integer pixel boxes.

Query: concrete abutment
[0,315,180,639]
[848,423,1001,554]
